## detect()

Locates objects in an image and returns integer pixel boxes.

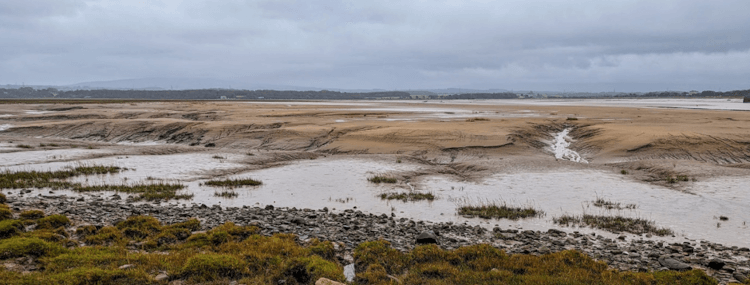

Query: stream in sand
[2,154,748,247]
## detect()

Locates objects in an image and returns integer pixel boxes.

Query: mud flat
[1,98,750,283]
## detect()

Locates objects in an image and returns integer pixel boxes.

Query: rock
[733,272,748,283]
[415,231,438,245]
[707,258,725,270]
[154,273,169,281]
[315,278,345,285]
[118,264,135,270]
[658,256,692,271]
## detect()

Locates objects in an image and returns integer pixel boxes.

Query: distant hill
[68,78,320,91]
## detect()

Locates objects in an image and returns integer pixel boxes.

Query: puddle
[0,124,11,131]
[115,141,167,146]
[25,110,52,115]
[550,128,587,163]
[0,148,115,167]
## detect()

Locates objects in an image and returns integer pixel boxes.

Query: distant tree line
[606,89,750,98]
[1,87,747,100]
[0,88,412,100]
[430,92,518,99]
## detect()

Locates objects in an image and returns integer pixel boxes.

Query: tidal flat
[0,98,749,284]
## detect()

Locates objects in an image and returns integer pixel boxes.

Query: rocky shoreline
[6,191,750,284]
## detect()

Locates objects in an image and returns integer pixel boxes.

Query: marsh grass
[379,192,435,202]
[465,117,489,122]
[0,166,192,201]
[214,190,239,198]
[592,197,637,210]
[553,214,673,236]
[0,166,122,189]
[666,175,690,184]
[457,200,542,220]
[16,144,34,149]
[368,175,397,184]
[205,178,262,188]
[74,182,191,201]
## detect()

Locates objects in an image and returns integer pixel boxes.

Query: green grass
[204,178,262,188]
[553,214,674,236]
[368,175,397,184]
[457,201,543,220]
[379,192,435,202]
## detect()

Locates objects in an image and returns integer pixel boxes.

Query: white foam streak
[551,128,587,163]
[0,124,12,131]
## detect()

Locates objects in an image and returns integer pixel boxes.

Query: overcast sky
[2,0,749,92]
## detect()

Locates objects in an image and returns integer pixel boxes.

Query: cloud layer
[2,0,749,91]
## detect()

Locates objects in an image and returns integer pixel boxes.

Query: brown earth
[1,100,750,187]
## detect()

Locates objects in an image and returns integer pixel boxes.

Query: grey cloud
[1,0,749,92]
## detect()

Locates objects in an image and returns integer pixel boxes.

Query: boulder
[658,256,692,271]
[415,231,438,245]
[707,258,725,270]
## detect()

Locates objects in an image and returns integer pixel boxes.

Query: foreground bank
[1,192,748,284]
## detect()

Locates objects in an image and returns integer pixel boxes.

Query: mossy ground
[0,199,732,285]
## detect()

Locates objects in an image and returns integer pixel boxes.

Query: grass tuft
[368,175,397,184]
[379,192,435,202]
[457,200,542,220]
[205,178,262,188]
[553,214,673,236]
[591,197,637,210]
[19,209,45,220]
[214,190,238,198]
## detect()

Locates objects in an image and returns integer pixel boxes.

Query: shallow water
[3,154,748,247]
[0,148,114,167]
[190,158,748,246]
[550,129,587,163]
